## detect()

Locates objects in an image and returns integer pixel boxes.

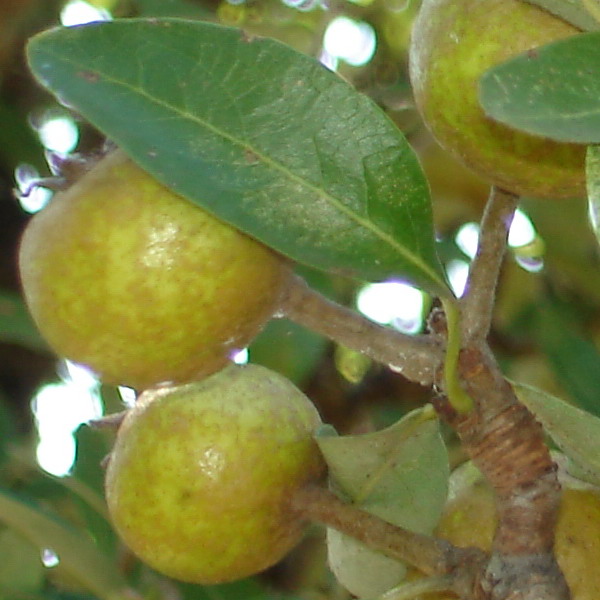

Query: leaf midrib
[38,45,446,291]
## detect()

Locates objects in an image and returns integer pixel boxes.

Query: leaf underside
[512,381,600,486]
[317,407,449,597]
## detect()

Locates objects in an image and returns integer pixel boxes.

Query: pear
[413,461,600,599]
[105,364,326,583]
[410,0,584,199]
[19,150,291,388]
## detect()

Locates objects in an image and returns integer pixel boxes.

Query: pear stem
[440,297,473,414]
[460,187,518,343]
[291,484,487,583]
[280,275,444,387]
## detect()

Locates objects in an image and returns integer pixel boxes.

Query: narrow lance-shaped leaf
[26,19,449,295]
[480,32,600,144]
[512,381,600,486]
[523,0,600,31]
[0,488,130,600]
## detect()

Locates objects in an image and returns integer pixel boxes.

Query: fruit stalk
[460,187,518,344]
[429,187,569,598]
[281,275,444,386]
[291,483,487,594]
[434,346,568,599]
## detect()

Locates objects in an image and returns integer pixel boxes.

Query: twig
[281,275,444,386]
[460,187,518,343]
[88,410,128,430]
[291,484,487,587]
[436,346,569,599]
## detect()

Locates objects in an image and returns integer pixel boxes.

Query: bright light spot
[36,434,76,478]
[60,0,111,26]
[33,382,102,438]
[319,49,338,71]
[41,548,60,568]
[198,446,226,480]
[231,348,249,364]
[37,116,79,154]
[455,222,479,259]
[281,0,320,10]
[508,209,536,248]
[507,209,544,272]
[118,386,137,408]
[357,280,425,334]
[32,364,103,477]
[446,260,470,297]
[515,254,545,273]
[14,164,53,213]
[323,17,377,67]
[61,360,99,387]
[588,196,600,234]
[142,222,179,268]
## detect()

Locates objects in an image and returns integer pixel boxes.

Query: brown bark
[291,484,488,598]
[281,275,444,386]
[434,346,569,600]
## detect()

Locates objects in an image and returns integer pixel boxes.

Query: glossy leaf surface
[27,19,448,294]
[480,32,600,143]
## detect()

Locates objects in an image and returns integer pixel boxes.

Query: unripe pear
[18,150,291,389]
[409,0,584,199]
[105,363,326,584]
[414,462,600,599]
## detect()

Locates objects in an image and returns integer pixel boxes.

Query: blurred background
[1,0,599,599]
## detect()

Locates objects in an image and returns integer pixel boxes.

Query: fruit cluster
[18,149,326,583]
[18,0,593,593]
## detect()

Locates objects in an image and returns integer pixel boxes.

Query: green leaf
[179,579,298,600]
[250,319,326,385]
[9,592,97,600]
[0,528,45,594]
[26,19,448,295]
[522,0,600,31]
[480,32,600,143]
[0,101,47,173]
[523,197,600,304]
[70,426,118,556]
[512,381,600,486]
[0,289,47,352]
[317,406,449,598]
[132,0,213,18]
[532,300,600,416]
[0,488,130,600]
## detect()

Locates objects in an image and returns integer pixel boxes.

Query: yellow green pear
[414,462,600,599]
[410,0,584,199]
[105,363,326,583]
[18,149,291,389]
